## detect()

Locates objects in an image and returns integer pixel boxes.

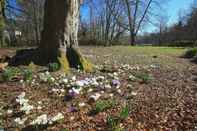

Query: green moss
[80,57,94,72]
[58,52,70,73]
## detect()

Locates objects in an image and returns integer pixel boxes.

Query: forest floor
[0,46,197,131]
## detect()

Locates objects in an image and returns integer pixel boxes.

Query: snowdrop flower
[30,114,48,125]
[38,101,42,105]
[20,103,34,114]
[131,92,137,96]
[14,117,27,125]
[113,72,118,76]
[90,93,101,101]
[20,79,24,83]
[79,102,86,107]
[101,91,105,94]
[51,113,64,122]
[7,109,13,114]
[88,88,93,93]
[37,106,42,110]
[70,116,75,121]
[18,92,26,99]
[62,78,68,84]
[72,76,76,81]
[109,93,114,97]
[97,76,105,80]
[117,89,121,94]
[105,84,111,89]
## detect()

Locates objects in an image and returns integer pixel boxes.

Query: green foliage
[23,68,33,81]
[95,99,116,113]
[135,73,153,83]
[107,116,121,130]
[48,62,60,72]
[119,106,129,120]
[184,48,197,58]
[106,105,129,130]
[2,67,17,81]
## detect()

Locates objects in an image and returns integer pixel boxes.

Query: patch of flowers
[16,92,34,114]
[30,113,64,125]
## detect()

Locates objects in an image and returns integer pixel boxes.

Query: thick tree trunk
[39,0,78,61]
[38,0,92,71]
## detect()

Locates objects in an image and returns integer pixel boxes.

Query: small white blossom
[30,114,48,125]
[79,102,86,107]
[7,109,13,114]
[131,92,137,96]
[51,113,64,122]
[90,93,101,101]
[14,117,27,125]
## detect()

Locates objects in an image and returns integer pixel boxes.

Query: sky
[165,0,193,25]
[9,0,194,33]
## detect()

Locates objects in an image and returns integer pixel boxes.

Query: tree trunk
[39,0,92,71]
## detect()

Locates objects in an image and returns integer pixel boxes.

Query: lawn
[0,46,196,131]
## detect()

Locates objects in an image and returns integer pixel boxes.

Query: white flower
[113,72,118,76]
[18,92,26,99]
[30,114,48,125]
[105,84,111,89]
[117,89,121,94]
[90,93,101,101]
[20,103,34,114]
[7,109,13,114]
[131,92,137,96]
[88,88,93,93]
[109,93,114,97]
[14,117,27,125]
[79,102,86,107]
[72,76,76,81]
[51,113,64,122]
[70,116,75,121]
[37,106,42,110]
[62,78,68,84]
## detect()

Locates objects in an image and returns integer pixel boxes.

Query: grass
[81,46,187,69]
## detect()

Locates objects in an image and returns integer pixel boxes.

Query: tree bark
[39,0,80,64]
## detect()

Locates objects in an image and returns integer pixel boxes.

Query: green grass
[81,46,187,68]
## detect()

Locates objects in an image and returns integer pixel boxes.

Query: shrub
[183,48,197,58]
[48,62,60,72]
[169,40,195,47]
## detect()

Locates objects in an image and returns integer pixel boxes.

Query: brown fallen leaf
[0,62,8,71]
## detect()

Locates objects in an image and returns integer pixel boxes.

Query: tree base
[8,47,93,73]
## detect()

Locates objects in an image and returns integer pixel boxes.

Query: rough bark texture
[40,0,79,60]
[39,0,92,71]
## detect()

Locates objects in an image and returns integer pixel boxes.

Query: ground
[0,46,197,131]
